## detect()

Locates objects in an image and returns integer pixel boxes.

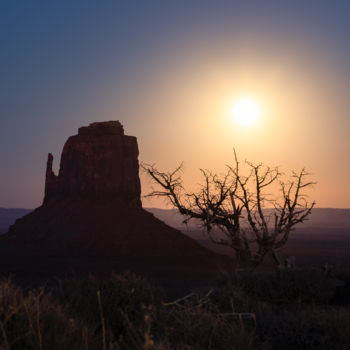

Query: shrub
[59,272,164,344]
[209,284,260,314]
[0,278,94,350]
[330,270,350,305]
[257,307,350,350]
[155,306,254,350]
[229,269,335,305]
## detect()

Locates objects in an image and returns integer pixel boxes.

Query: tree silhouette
[142,151,315,269]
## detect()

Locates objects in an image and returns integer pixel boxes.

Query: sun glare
[230,97,261,126]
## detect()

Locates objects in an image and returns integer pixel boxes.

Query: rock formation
[44,121,141,206]
[0,121,225,280]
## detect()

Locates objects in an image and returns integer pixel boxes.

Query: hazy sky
[1,0,350,208]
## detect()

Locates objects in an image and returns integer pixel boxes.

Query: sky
[1,0,350,208]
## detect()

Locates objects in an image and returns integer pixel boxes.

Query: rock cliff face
[0,121,225,280]
[44,121,141,206]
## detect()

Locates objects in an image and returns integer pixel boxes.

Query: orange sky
[126,44,350,209]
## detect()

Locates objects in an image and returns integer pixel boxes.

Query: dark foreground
[1,269,350,350]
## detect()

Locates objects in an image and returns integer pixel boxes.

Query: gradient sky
[1,0,350,208]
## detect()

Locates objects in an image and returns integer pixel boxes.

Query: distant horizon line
[2,206,350,211]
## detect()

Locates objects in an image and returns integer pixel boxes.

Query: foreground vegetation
[0,269,349,350]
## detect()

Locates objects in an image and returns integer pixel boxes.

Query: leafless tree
[142,151,315,269]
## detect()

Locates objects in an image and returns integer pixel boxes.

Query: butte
[0,121,226,281]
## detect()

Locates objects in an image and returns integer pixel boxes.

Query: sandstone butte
[0,121,227,281]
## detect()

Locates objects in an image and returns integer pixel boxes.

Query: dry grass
[0,269,348,349]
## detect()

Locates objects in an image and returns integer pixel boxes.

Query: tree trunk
[270,250,281,266]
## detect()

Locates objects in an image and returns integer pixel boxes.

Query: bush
[229,269,335,305]
[330,270,350,305]
[257,307,350,350]
[214,270,350,349]
[209,284,260,314]
[155,304,254,350]
[59,272,164,343]
[0,278,95,350]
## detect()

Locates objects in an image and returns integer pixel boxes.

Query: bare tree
[142,151,315,269]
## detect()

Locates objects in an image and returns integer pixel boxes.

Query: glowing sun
[230,97,261,126]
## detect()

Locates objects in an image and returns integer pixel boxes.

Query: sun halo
[230,97,261,126]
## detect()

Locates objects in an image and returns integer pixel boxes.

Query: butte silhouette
[0,121,224,280]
